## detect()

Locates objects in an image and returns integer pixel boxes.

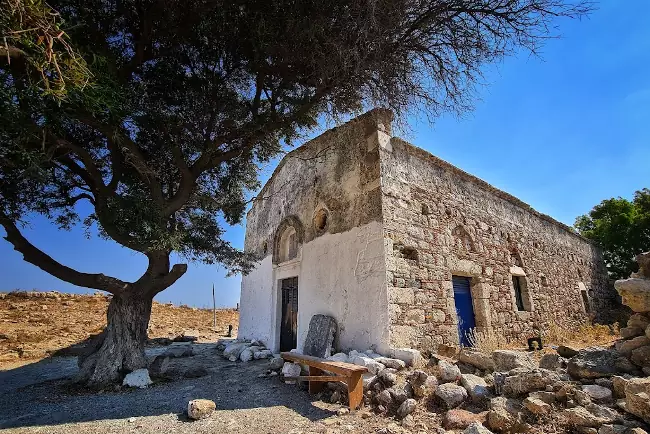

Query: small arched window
[273,216,304,264]
[278,226,298,262]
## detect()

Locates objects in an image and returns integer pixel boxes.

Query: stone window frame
[509,266,534,315]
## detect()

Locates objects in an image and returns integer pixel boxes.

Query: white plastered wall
[238,220,390,354]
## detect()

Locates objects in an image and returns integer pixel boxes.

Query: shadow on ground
[0,343,334,430]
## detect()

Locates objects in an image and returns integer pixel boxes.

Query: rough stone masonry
[238,108,615,356]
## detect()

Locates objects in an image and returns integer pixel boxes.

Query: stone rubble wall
[378,134,614,354]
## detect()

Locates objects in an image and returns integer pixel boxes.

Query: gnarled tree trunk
[77,293,153,388]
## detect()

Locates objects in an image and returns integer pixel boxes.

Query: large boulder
[487,397,522,432]
[538,353,563,370]
[625,377,650,423]
[187,399,216,420]
[615,278,650,313]
[437,359,462,383]
[435,383,468,409]
[461,374,490,403]
[560,406,610,427]
[460,349,496,372]
[502,369,560,397]
[567,347,620,379]
[492,350,535,371]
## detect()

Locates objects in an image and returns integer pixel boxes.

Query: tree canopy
[575,188,650,280]
[1,0,591,385]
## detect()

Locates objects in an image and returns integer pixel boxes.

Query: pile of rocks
[217,339,273,362]
[614,252,650,378]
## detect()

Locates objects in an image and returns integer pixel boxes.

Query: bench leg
[308,366,325,394]
[347,372,363,410]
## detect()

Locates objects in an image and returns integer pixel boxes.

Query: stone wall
[379,133,613,354]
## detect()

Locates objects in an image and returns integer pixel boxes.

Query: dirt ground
[0,343,425,434]
[0,291,238,368]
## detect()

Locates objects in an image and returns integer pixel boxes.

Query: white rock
[240,348,253,362]
[327,353,349,363]
[351,355,385,375]
[253,349,272,359]
[223,342,249,361]
[122,369,152,388]
[375,357,406,370]
[364,350,383,359]
[391,348,424,367]
[281,362,302,383]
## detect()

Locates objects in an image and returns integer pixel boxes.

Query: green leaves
[575,189,650,280]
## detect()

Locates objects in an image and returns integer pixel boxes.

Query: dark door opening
[280,277,298,352]
[453,275,476,347]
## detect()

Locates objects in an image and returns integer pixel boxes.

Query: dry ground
[0,291,238,369]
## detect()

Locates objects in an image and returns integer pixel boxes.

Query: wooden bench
[280,352,368,410]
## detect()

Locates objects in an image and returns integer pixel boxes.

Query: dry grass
[0,291,239,368]
[543,320,620,348]
[466,328,517,354]
[464,320,620,356]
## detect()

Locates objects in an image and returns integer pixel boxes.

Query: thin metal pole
[212,283,216,329]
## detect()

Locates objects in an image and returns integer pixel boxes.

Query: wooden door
[280,277,298,352]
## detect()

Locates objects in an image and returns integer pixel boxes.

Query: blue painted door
[453,276,476,347]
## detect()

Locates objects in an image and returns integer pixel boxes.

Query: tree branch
[0,214,131,295]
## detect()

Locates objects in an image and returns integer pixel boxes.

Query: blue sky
[1,1,648,307]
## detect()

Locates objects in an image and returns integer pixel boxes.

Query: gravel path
[0,344,401,434]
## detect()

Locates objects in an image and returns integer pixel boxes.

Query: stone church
[238,109,613,356]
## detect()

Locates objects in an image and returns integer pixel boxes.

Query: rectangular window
[512,276,525,311]
[581,290,591,313]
